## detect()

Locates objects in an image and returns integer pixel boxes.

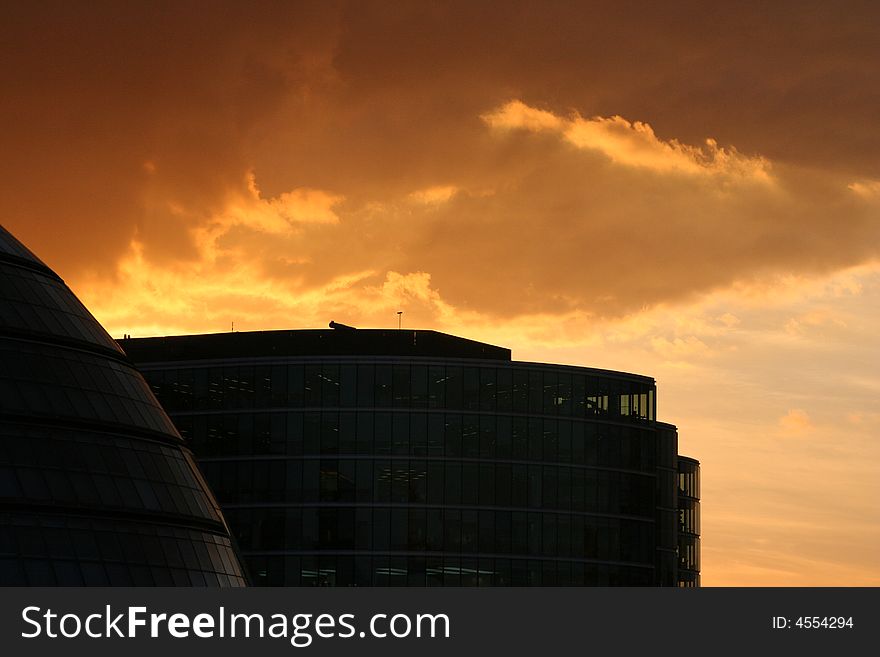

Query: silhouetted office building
[124,324,700,586]
[0,224,247,586]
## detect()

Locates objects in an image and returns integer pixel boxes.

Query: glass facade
[677,457,700,587]
[0,224,247,586]
[129,331,699,587]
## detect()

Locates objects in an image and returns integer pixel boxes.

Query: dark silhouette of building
[677,456,700,586]
[124,325,700,586]
[0,224,247,586]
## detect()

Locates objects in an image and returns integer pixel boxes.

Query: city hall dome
[0,224,247,586]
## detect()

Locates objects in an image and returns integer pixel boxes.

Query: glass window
[286,412,303,455]
[461,511,478,553]
[512,370,528,413]
[302,461,319,503]
[304,365,321,407]
[479,464,495,507]
[479,415,495,459]
[542,466,557,510]
[527,418,542,461]
[528,370,542,414]
[374,460,391,503]
[565,468,582,513]
[479,367,495,412]
[410,413,427,456]
[427,461,444,505]
[461,464,478,505]
[445,366,462,409]
[478,510,495,554]
[355,460,372,503]
[512,417,527,460]
[410,460,427,503]
[374,413,391,455]
[287,364,304,407]
[374,366,392,407]
[496,415,511,459]
[391,462,408,503]
[356,412,373,455]
[285,460,302,503]
[410,366,427,409]
[543,419,558,462]
[444,462,461,505]
[541,515,556,557]
[392,365,410,407]
[372,510,390,551]
[339,412,356,453]
[355,510,371,550]
[392,413,409,455]
[340,365,356,408]
[462,416,478,458]
[408,509,426,550]
[462,367,479,411]
[444,415,461,457]
[356,364,374,407]
[527,465,542,509]
[443,510,461,552]
[428,365,446,409]
[427,414,444,456]
[321,365,340,406]
[319,460,338,502]
[511,512,527,555]
[496,368,512,413]
[620,393,631,417]
[511,464,527,508]
[542,370,557,415]
[303,412,320,454]
[495,464,511,507]
[390,508,407,550]
[426,509,442,551]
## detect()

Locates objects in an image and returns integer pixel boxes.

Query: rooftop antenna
[397,311,403,330]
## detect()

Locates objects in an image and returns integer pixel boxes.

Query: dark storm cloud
[1,0,879,321]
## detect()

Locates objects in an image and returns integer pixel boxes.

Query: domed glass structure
[0,224,247,586]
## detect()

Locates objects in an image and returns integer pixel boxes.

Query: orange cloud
[778,409,815,435]
[408,185,459,205]
[483,100,772,180]
[847,180,880,198]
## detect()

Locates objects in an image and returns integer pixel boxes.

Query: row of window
[176,411,662,470]
[679,534,700,572]
[0,339,177,436]
[678,562,700,587]
[678,498,700,535]
[0,426,190,478]
[201,459,656,515]
[143,362,655,421]
[0,262,120,353]
[0,514,246,586]
[677,460,700,581]
[678,461,700,498]
[224,507,655,563]
[245,555,654,586]
[0,558,245,587]
[0,464,220,522]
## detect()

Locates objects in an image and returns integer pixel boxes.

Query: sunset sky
[2,1,879,585]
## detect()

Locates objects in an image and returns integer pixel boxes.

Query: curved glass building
[0,224,247,586]
[125,325,700,586]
